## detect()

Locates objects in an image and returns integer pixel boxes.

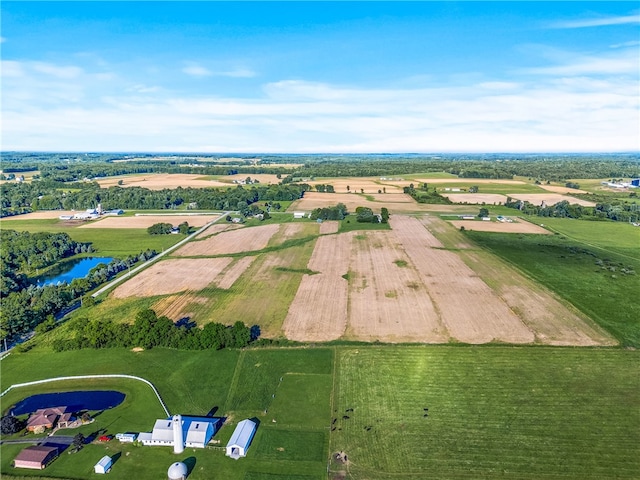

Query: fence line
[0,374,170,417]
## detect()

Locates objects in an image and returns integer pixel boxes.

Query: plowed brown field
[450,220,550,234]
[319,221,339,234]
[112,258,233,297]
[283,233,350,341]
[443,193,508,204]
[174,224,279,256]
[81,214,219,229]
[509,193,596,207]
[290,192,417,213]
[347,231,447,342]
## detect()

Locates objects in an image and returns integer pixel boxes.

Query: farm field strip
[442,192,508,204]
[283,233,350,341]
[319,220,339,234]
[80,214,220,228]
[347,231,447,342]
[174,224,280,256]
[449,219,551,234]
[509,193,596,207]
[289,192,419,214]
[195,222,239,239]
[112,257,233,297]
[391,216,535,344]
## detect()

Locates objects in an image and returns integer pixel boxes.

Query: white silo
[172,415,184,454]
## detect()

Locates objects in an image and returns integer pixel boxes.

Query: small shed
[14,446,58,470]
[116,432,138,442]
[293,211,305,219]
[94,455,112,474]
[225,419,257,460]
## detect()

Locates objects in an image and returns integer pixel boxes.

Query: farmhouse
[14,445,58,470]
[26,406,72,432]
[225,419,257,460]
[94,455,112,474]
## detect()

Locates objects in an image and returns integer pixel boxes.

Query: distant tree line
[504,197,640,222]
[52,309,256,352]
[1,183,310,217]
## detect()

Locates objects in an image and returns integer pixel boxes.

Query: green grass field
[1,345,638,480]
[464,230,640,347]
[331,346,639,480]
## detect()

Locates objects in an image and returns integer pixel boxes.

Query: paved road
[91,212,231,298]
[0,435,74,446]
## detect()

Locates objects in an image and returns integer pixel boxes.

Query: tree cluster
[52,309,256,352]
[403,184,452,205]
[309,203,348,220]
[355,207,379,223]
[147,223,173,235]
[314,184,335,193]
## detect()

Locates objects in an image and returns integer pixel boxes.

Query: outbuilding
[14,446,58,470]
[94,455,112,474]
[225,419,257,460]
[293,212,306,219]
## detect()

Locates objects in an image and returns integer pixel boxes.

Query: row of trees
[403,184,452,204]
[52,309,256,352]
[504,198,640,222]
[2,182,311,217]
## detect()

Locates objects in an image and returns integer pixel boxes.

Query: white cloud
[550,14,640,29]
[519,49,639,76]
[0,37,6,43]
[610,40,640,49]
[31,62,84,79]
[2,57,638,152]
[182,63,255,78]
[182,64,212,77]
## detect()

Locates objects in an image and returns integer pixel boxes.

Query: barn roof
[15,445,58,463]
[227,419,256,449]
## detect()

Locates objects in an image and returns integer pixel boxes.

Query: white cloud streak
[550,14,640,29]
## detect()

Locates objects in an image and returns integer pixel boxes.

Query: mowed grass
[465,231,640,347]
[528,217,640,259]
[332,346,640,480]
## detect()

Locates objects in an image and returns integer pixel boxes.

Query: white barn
[139,416,219,451]
[94,455,112,474]
[225,419,257,460]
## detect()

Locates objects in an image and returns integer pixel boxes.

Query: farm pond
[34,257,114,286]
[10,390,125,415]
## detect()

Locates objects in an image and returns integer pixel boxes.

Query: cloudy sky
[1,1,639,153]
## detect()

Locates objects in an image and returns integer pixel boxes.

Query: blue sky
[1,2,639,153]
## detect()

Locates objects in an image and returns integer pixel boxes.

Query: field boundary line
[224,349,246,411]
[0,374,170,417]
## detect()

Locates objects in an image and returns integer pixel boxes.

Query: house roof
[15,446,58,463]
[227,419,256,449]
[27,407,68,429]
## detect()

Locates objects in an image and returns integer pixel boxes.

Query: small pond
[11,390,125,415]
[35,257,114,286]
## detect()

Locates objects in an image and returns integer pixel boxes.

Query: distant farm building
[94,455,113,474]
[293,211,306,219]
[26,407,71,432]
[14,445,58,470]
[225,419,257,460]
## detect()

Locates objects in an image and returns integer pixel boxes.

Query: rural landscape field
[2,2,639,479]
[1,153,639,480]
